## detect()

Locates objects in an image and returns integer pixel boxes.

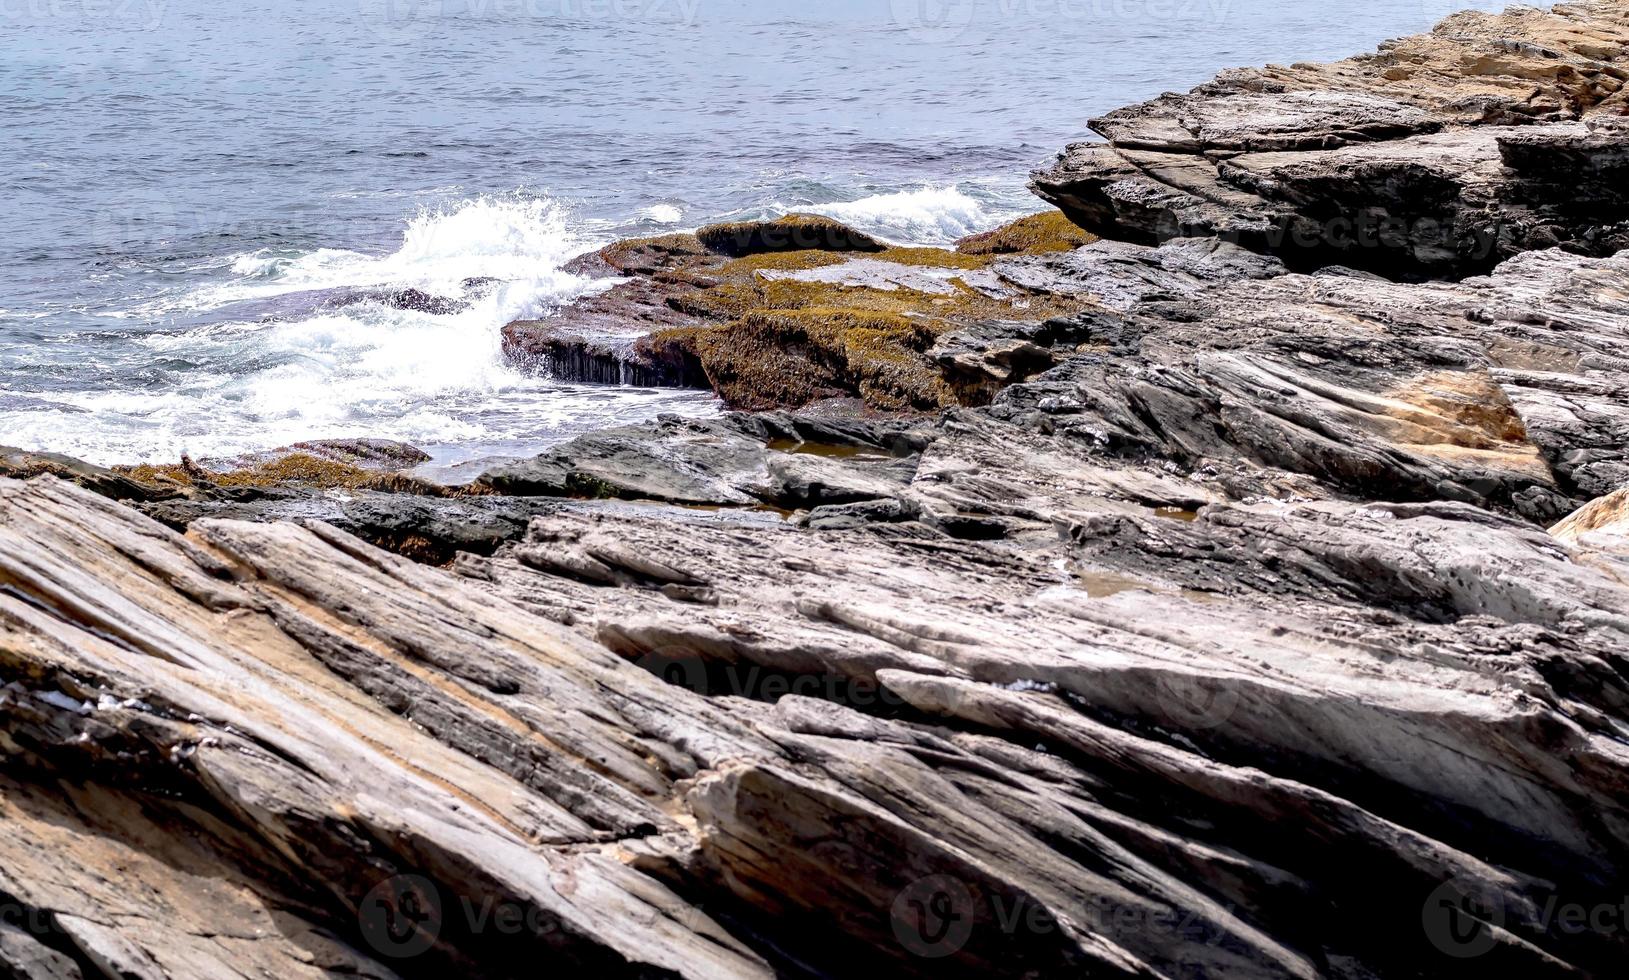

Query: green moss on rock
[955,210,1096,255]
[691,307,946,412]
[717,250,851,276]
[509,209,1102,414]
[696,214,889,257]
[874,247,993,269]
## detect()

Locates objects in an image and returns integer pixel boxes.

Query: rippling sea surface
[1,0,1504,470]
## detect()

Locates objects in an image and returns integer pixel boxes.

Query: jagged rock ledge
[1031,1,1629,278]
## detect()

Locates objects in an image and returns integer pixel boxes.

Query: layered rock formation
[6,4,1629,979]
[1032,1,1629,278]
[4,355,1628,977]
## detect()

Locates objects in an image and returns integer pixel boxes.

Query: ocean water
[1,0,1507,470]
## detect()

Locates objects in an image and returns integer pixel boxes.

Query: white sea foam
[642,204,683,224]
[8,196,717,466]
[177,196,589,311]
[809,186,1002,246]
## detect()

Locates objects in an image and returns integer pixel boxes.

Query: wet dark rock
[800,496,919,530]
[501,316,710,388]
[376,286,466,315]
[135,488,558,566]
[0,446,174,503]
[718,409,937,458]
[135,492,346,530]
[336,493,562,564]
[316,285,472,315]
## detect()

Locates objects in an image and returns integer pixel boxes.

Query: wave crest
[811,186,996,246]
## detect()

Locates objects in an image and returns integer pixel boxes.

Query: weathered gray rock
[0,476,776,979]
[931,239,1288,400]
[981,243,1629,519]
[8,418,1623,977]
[476,415,920,511]
[1032,2,1629,277]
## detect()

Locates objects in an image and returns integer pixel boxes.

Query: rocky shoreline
[3,3,1629,978]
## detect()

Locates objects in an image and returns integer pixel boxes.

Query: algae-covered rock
[123,452,388,494]
[695,214,889,257]
[506,226,1095,412]
[954,210,1096,255]
[686,308,948,412]
[567,232,714,277]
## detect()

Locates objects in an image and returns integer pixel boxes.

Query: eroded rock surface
[5,403,1627,977]
[8,5,1629,978]
[977,242,1629,519]
[1032,2,1629,277]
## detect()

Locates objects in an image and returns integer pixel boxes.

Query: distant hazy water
[0,0,1506,470]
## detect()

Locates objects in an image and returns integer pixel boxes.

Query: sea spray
[2,195,714,466]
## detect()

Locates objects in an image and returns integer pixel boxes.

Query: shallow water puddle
[1153,506,1201,522]
[766,439,895,460]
